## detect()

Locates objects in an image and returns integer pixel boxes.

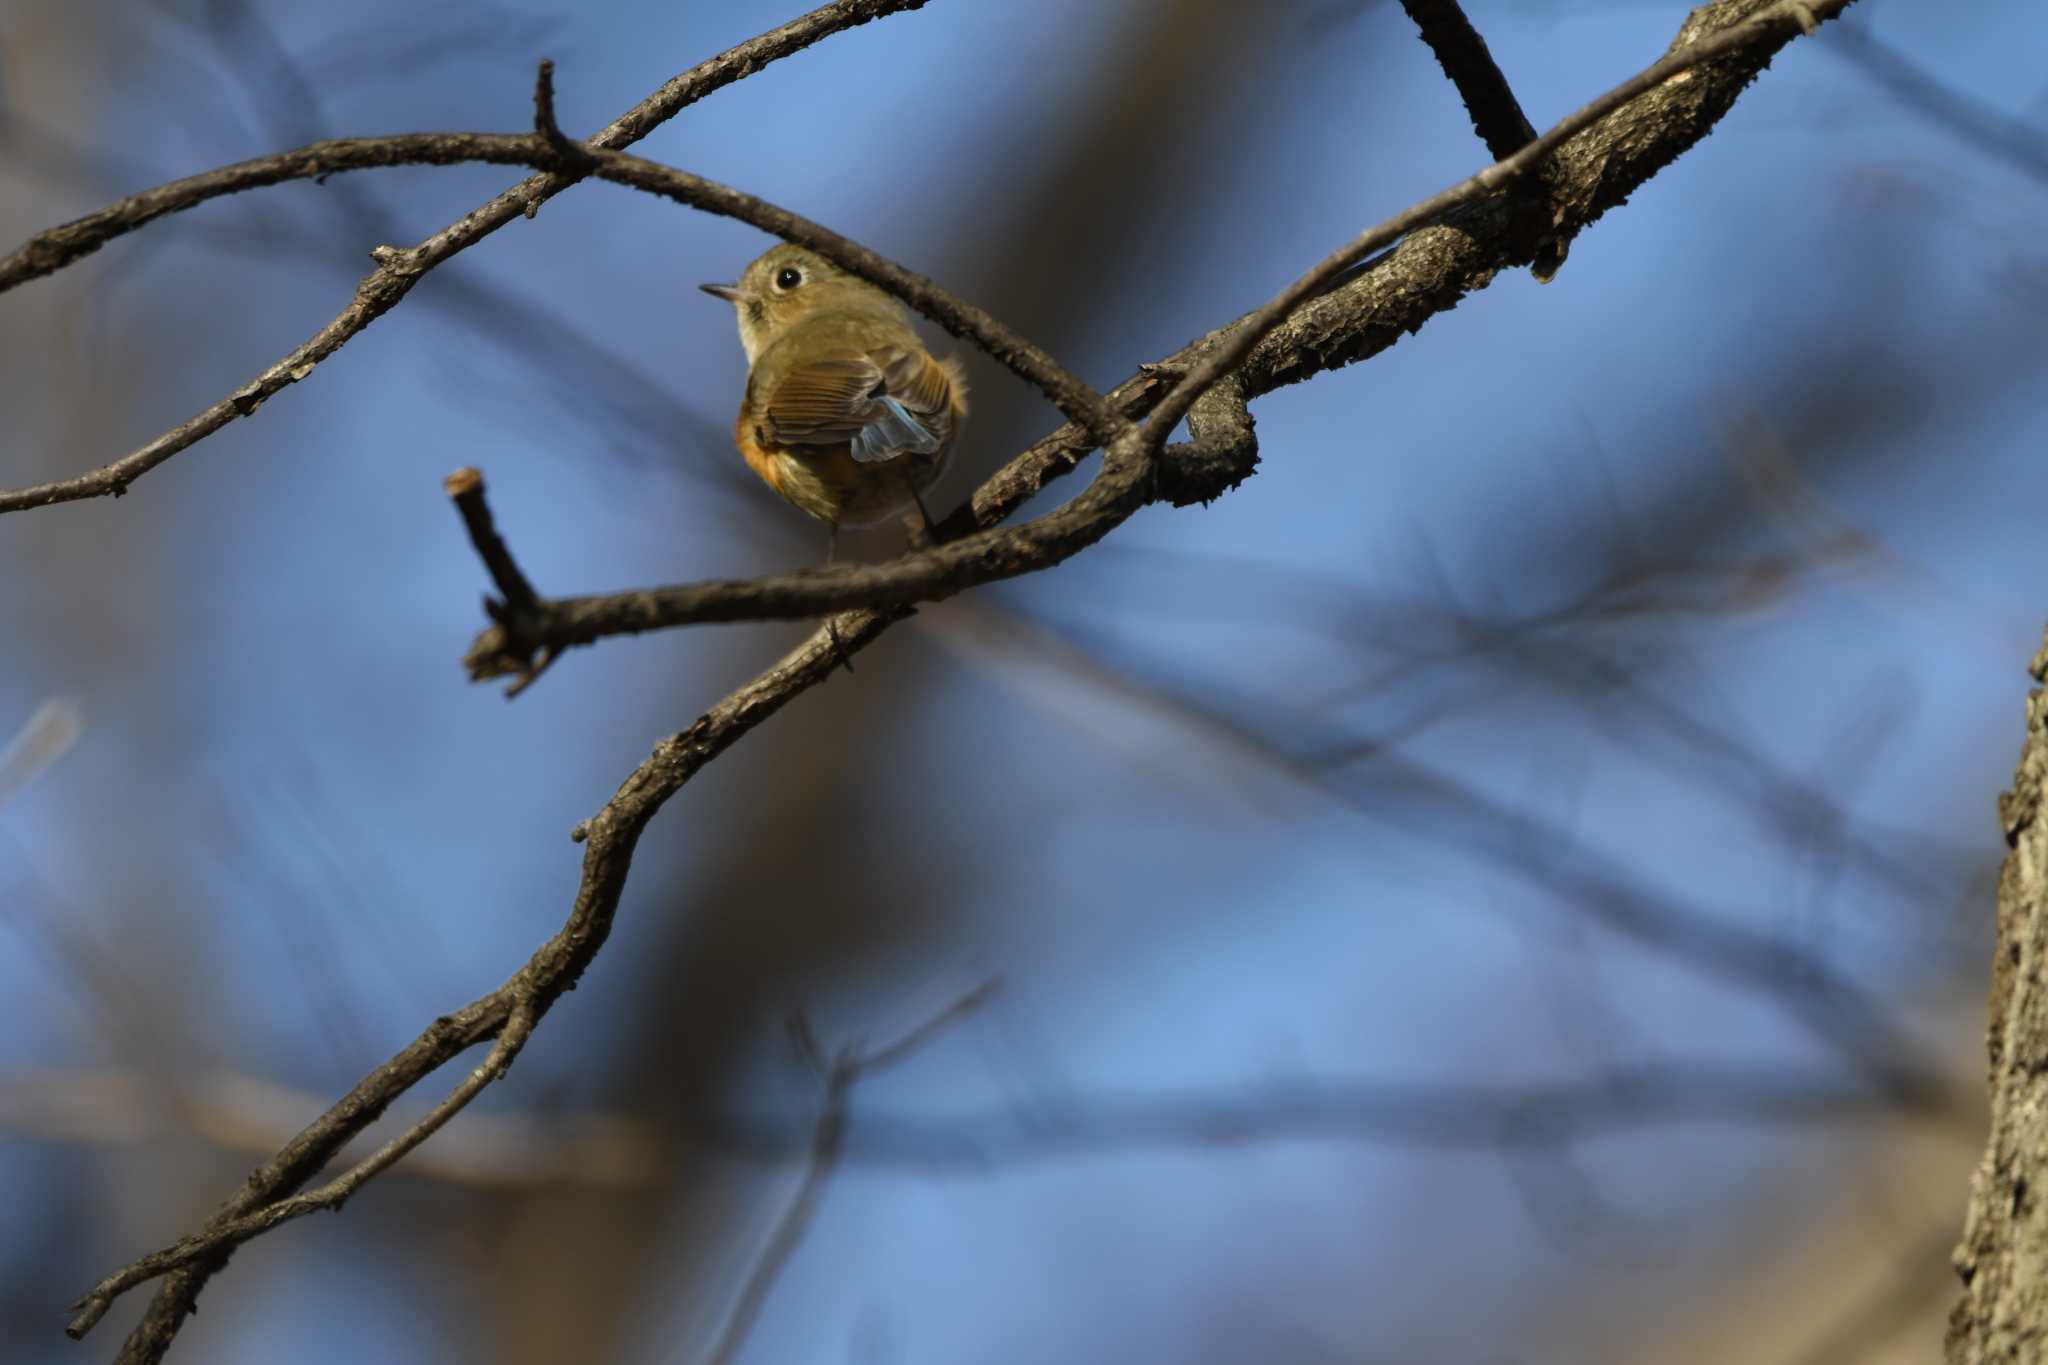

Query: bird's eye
[774,266,803,291]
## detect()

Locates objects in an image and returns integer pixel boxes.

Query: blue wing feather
[850,395,941,464]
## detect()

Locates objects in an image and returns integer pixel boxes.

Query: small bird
[701,244,967,561]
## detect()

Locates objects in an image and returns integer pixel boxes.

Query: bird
[700,244,968,564]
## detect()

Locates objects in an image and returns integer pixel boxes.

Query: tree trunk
[1951,629,2048,1361]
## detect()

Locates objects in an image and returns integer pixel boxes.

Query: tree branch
[76,601,905,1361]
[1397,0,1539,160]
[1142,0,1846,443]
[443,467,556,696]
[0,0,940,516]
[67,996,539,1340]
[461,0,1857,684]
[0,128,1112,516]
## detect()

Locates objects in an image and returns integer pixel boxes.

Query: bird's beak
[699,282,745,303]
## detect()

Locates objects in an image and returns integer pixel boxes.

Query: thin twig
[851,980,1001,1075]
[0,130,1112,515]
[443,467,538,612]
[529,58,591,172]
[698,1061,851,1365]
[699,984,997,1365]
[67,998,538,1340]
[443,468,555,696]
[70,605,905,1358]
[0,0,940,517]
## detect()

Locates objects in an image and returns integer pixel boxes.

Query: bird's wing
[760,347,954,465]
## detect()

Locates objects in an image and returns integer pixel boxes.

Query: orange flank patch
[735,414,860,525]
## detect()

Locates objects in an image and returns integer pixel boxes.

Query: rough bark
[1951,628,2048,1361]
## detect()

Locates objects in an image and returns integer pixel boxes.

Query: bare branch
[443,467,538,614]
[0,0,938,516]
[67,997,539,1340]
[74,604,903,1359]
[1142,0,1853,443]
[0,131,1112,516]
[528,57,587,171]
[1397,0,1538,160]
[460,0,1858,681]
[442,467,556,696]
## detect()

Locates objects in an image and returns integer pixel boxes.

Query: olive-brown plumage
[701,245,967,533]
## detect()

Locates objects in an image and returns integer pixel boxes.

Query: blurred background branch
[698,982,996,1365]
[0,700,81,809]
